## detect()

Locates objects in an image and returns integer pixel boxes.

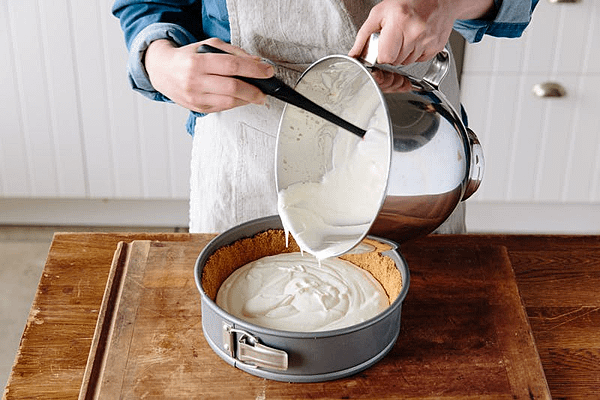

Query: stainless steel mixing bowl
[276,34,484,251]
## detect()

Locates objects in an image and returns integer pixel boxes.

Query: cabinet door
[460,0,600,204]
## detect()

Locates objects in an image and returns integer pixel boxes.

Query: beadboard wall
[1,0,599,232]
[0,1,191,206]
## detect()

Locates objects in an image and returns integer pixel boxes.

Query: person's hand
[349,0,494,65]
[144,38,275,114]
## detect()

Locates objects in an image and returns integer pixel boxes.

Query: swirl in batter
[216,252,389,332]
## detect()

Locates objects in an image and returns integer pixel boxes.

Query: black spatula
[197,44,367,139]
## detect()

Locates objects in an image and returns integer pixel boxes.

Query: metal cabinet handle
[547,0,581,3]
[532,82,567,98]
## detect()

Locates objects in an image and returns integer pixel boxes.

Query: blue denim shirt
[112,0,539,134]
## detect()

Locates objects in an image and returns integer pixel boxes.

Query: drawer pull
[548,0,581,3]
[532,82,567,98]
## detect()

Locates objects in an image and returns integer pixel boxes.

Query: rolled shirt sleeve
[453,0,540,43]
[112,0,205,101]
[126,23,197,102]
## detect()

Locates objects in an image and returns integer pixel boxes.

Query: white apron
[189,0,466,234]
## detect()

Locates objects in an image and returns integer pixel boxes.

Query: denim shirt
[112,0,539,134]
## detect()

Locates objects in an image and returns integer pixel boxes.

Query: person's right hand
[144,38,275,114]
[349,0,495,66]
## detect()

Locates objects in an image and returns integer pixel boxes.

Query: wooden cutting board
[79,239,551,399]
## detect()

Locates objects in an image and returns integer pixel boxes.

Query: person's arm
[454,0,540,43]
[349,0,496,65]
[349,0,538,66]
[112,1,205,102]
[112,0,273,113]
[112,0,205,50]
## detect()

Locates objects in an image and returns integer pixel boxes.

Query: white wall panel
[492,33,528,74]
[532,75,578,202]
[137,99,174,198]
[584,2,600,74]
[564,76,600,202]
[520,0,560,75]
[38,0,87,197]
[167,107,193,199]
[0,0,191,201]
[6,0,59,197]
[98,0,145,198]
[461,74,522,201]
[69,1,116,197]
[504,74,547,202]
[461,35,497,73]
[551,1,592,75]
[0,2,30,196]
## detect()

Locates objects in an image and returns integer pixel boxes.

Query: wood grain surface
[4,233,600,399]
[404,235,600,400]
[3,233,204,400]
[74,240,550,399]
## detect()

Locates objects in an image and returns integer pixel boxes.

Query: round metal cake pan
[194,215,410,382]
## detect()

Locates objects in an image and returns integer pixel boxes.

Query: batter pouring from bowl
[278,126,389,259]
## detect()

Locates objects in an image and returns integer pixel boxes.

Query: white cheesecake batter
[278,128,389,259]
[216,252,389,332]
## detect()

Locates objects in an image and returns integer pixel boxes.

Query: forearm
[451,0,497,21]
[453,0,540,43]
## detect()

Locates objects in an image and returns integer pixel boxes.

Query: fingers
[175,73,268,115]
[162,39,275,114]
[198,54,274,80]
[349,16,382,59]
[349,7,424,66]
[191,39,274,80]
[201,38,256,58]
[379,16,430,65]
[376,23,404,65]
[195,73,267,107]
[191,93,252,114]
[400,40,425,65]
[350,0,455,66]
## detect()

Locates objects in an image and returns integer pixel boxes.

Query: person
[112,0,538,234]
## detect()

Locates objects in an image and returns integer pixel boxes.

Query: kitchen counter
[3,233,599,399]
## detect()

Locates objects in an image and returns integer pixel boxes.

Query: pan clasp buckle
[222,323,288,371]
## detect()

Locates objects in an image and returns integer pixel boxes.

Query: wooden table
[3,233,600,399]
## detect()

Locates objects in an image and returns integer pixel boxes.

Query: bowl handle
[422,47,450,90]
[462,128,485,200]
[358,33,450,90]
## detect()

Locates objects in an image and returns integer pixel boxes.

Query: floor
[0,225,187,392]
